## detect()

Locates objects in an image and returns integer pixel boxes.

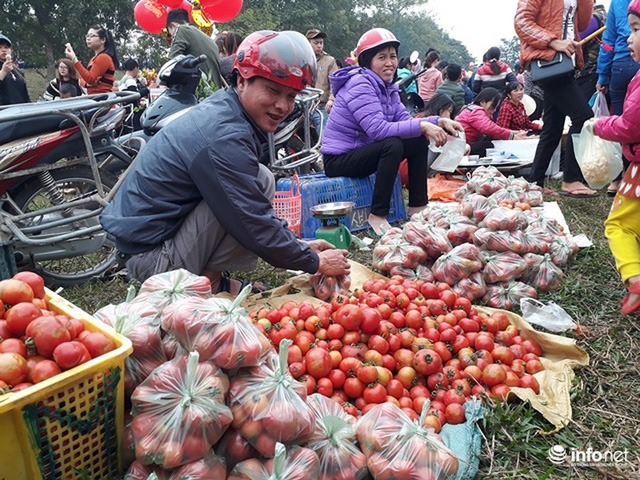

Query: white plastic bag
[520,298,577,333]
[572,127,623,190]
[430,132,467,173]
[592,91,610,118]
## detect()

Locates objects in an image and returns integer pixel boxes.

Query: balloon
[158,0,183,7]
[201,0,243,23]
[134,0,168,34]
[169,0,194,22]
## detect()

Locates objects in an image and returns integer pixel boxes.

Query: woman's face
[58,62,69,77]
[480,100,497,116]
[85,29,105,51]
[439,106,454,119]
[370,46,398,84]
[509,85,525,103]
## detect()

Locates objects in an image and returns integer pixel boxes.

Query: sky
[427,0,612,62]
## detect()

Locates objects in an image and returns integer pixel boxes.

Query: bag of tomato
[305,394,367,480]
[124,451,226,480]
[432,243,484,286]
[356,402,459,480]
[94,288,166,396]
[372,239,428,272]
[228,443,320,480]
[135,268,212,313]
[520,254,564,292]
[130,352,232,469]
[161,285,272,370]
[216,427,261,472]
[310,273,351,301]
[228,339,315,457]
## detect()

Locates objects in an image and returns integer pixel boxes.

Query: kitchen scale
[310,202,354,249]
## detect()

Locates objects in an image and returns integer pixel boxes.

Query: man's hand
[317,249,350,276]
[1,58,13,75]
[549,39,579,57]
[325,99,334,114]
[305,239,335,253]
[596,83,608,95]
[421,122,447,147]
[437,117,464,136]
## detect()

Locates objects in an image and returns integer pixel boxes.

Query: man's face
[310,38,324,57]
[237,76,298,132]
[0,44,12,62]
[168,23,178,37]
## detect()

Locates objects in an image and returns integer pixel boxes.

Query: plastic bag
[460,193,492,221]
[124,452,227,480]
[523,189,544,207]
[130,352,232,469]
[432,243,484,285]
[356,403,459,480]
[373,239,428,271]
[214,428,260,472]
[527,215,566,237]
[592,91,610,118]
[378,227,404,244]
[228,339,315,457]
[520,298,577,332]
[504,175,533,191]
[161,286,272,369]
[430,132,467,173]
[488,186,527,205]
[480,207,528,231]
[410,204,453,226]
[473,228,527,254]
[402,222,452,258]
[389,264,435,283]
[306,394,368,480]
[572,128,623,190]
[135,269,212,313]
[469,174,508,196]
[520,253,564,291]
[161,333,185,360]
[549,237,579,267]
[481,251,527,283]
[310,273,352,301]
[482,281,537,310]
[94,287,166,396]
[227,443,320,480]
[452,272,487,301]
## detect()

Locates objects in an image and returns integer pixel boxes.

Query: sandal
[559,187,598,198]
[621,282,640,314]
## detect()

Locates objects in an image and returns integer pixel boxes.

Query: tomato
[0,279,34,305]
[423,414,442,433]
[79,332,116,359]
[393,348,415,369]
[327,368,346,389]
[388,312,406,328]
[26,316,71,358]
[289,362,306,378]
[53,341,91,370]
[413,350,442,376]
[432,342,452,363]
[492,346,515,366]
[375,366,392,386]
[519,375,540,394]
[443,388,466,406]
[342,402,358,417]
[522,353,540,362]
[439,290,457,309]
[356,365,378,384]
[13,272,45,299]
[396,366,417,389]
[327,323,345,340]
[341,343,366,360]
[368,335,389,354]
[445,403,466,424]
[421,282,439,299]
[482,364,507,387]
[458,318,480,333]
[492,312,511,331]
[5,302,41,337]
[316,378,333,397]
[363,383,387,404]
[525,359,544,375]
[363,349,383,366]
[381,354,396,371]
[339,357,362,377]
[522,339,543,356]
[427,372,448,390]
[31,359,62,383]
[491,384,511,401]
[474,333,494,352]
[386,378,404,399]
[11,382,33,392]
[505,371,520,387]
[463,365,483,382]
[454,297,472,313]
[387,335,401,352]
[298,374,317,396]
[333,304,362,331]
[425,328,440,343]
[509,344,526,360]
[0,320,12,341]
[452,378,472,397]
[329,350,342,368]
[377,303,392,319]
[395,293,410,309]
[0,338,29,357]
[451,335,470,354]
[343,377,365,398]
[0,352,28,386]
[413,395,429,414]
[305,347,332,379]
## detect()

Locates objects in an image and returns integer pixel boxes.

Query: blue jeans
[311,104,328,135]
[610,56,640,115]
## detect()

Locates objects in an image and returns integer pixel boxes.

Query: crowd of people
[2,0,640,314]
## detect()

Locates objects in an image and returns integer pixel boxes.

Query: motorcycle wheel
[11,165,119,288]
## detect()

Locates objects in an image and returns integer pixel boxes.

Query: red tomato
[413,349,442,376]
[0,279,34,305]
[333,304,362,331]
[360,307,381,333]
[363,383,387,404]
[298,374,317,396]
[491,384,511,401]
[368,335,389,355]
[52,341,91,370]
[482,364,507,387]
[5,302,41,337]
[386,378,404,399]
[0,352,28,386]
[79,332,116,359]
[356,365,378,384]
[327,323,345,340]
[289,362,306,379]
[423,414,442,433]
[316,378,333,397]
[421,283,439,299]
[396,366,417,389]
[492,346,515,366]
[522,339,543,356]
[443,388,466,406]
[445,403,466,424]
[439,290,457,309]
[525,359,544,375]
[343,377,365,398]
[26,316,72,358]
[13,272,45,299]
[0,320,12,341]
[305,348,332,379]
[0,338,28,357]
[327,369,346,389]
[519,375,540,394]
[31,359,62,383]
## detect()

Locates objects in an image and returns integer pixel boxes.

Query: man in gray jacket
[101,31,349,294]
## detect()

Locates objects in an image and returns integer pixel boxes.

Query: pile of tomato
[0,272,116,394]
[249,275,544,431]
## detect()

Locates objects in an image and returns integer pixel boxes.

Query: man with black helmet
[102,31,350,294]
[0,34,30,105]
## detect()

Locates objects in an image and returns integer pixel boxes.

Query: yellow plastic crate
[0,288,133,480]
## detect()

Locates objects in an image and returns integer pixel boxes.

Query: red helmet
[355,28,400,60]
[233,30,317,90]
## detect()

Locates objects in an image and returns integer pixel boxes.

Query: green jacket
[169,24,223,88]
[435,80,466,116]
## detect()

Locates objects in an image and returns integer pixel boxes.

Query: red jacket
[75,53,116,94]
[456,105,512,144]
[515,0,592,68]
[497,99,541,132]
[595,71,640,163]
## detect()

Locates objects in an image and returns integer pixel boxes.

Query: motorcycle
[0,91,140,287]
[395,68,428,116]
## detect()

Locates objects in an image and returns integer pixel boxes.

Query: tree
[498,36,521,68]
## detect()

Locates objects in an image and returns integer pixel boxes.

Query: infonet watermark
[548,444,630,467]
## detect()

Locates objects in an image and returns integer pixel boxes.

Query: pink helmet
[630,0,640,17]
[354,28,400,61]
[233,30,317,90]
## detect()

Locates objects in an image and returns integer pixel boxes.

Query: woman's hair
[424,48,440,68]
[215,34,226,54]
[505,81,524,97]
[474,87,502,109]
[91,25,119,69]
[222,32,244,57]
[438,60,449,72]
[424,93,455,117]
[399,57,409,69]
[57,58,78,81]
[359,43,398,69]
[486,46,501,74]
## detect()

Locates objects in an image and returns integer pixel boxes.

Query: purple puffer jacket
[321,66,435,155]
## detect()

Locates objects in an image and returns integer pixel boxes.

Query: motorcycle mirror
[409,51,419,64]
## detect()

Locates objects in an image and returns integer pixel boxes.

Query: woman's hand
[64,43,77,63]
[1,57,13,75]
[421,121,447,147]
[325,99,334,114]
[548,39,579,56]
[596,83,608,95]
[437,117,464,136]
[513,130,528,140]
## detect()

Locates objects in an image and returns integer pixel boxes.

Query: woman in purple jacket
[321,28,462,235]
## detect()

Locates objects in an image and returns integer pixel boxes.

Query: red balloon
[158,0,183,7]
[134,0,168,34]
[169,0,193,22]
[201,0,243,22]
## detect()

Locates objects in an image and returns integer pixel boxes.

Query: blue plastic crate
[276,173,406,239]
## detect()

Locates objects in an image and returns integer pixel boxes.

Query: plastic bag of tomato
[0,272,118,394]
[124,450,227,480]
[227,442,320,480]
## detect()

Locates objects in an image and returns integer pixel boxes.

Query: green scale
[310,202,355,250]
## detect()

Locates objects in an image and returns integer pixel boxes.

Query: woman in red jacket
[65,25,119,94]
[497,81,542,133]
[456,88,527,156]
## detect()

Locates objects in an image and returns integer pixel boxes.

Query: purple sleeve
[579,15,599,38]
